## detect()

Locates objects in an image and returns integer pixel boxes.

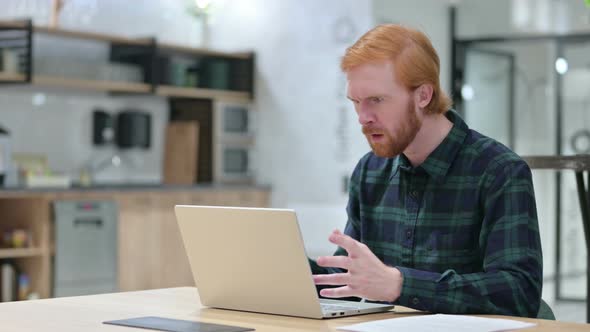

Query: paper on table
[338,314,536,332]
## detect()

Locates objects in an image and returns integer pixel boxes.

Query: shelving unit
[0,19,255,100]
[33,76,152,94]
[156,85,250,103]
[0,74,152,94]
[0,197,51,300]
[158,42,252,60]
[34,26,152,46]
[0,248,44,259]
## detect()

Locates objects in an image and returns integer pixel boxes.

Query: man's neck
[404,112,453,167]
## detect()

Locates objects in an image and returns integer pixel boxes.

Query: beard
[362,99,421,158]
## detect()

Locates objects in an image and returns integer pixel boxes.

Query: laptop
[174,205,395,319]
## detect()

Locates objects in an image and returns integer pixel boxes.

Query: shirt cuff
[396,266,450,312]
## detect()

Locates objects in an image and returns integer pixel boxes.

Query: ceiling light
[555,57,568,75]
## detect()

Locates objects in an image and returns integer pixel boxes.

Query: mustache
[362,125,385,135]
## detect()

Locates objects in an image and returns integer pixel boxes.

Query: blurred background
[0,0,588,323]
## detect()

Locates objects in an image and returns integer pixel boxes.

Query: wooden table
[0,287,588,331]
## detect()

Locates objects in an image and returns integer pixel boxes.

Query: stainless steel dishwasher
[53,200,118,297]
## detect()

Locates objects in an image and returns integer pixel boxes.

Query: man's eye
[370,97,383,104]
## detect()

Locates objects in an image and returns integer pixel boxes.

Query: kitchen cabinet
[0,186,270,300]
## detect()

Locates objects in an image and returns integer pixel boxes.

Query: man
[310,24,543,318]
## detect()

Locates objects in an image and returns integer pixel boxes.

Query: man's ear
[415,84,434,109]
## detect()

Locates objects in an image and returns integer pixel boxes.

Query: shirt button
[412,297,420,305]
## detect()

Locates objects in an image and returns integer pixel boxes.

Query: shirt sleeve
[395,160,543,318]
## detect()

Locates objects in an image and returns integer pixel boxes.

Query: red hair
[341,24,452,114]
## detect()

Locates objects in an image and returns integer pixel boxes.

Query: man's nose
[357,106,375,126]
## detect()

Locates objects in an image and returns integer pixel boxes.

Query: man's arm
[396,161,543,317]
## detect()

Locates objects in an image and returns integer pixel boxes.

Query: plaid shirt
[310,110,542,317]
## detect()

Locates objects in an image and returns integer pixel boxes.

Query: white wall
[456,0,590,38]
[0,87,167,184]
[372,0,452,95]
[207,0,373,205]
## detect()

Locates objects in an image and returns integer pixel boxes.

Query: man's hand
[312,230,403,302]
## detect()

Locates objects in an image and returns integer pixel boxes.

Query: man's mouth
[368,133,385,141]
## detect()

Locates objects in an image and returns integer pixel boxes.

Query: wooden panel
[169,99,214,183]
[211,190,270,207]
[249,190,271,207]
[32,76,151,93]
[13,256,49,299]
[0,21,27,28]
[116,189,270,291]
[0,248,43,259]
[0,197,51,298]
[0,72,26,82]
[157,195,194,288]
[158,42,252,59]
[117,193,162,291]
[163,122,199,185]
[0,198,50,251]
[34,26,150,46]
[156,85,251,102]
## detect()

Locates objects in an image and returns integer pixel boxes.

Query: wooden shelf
[3,22,251,59]
[0,72,26,82]
[34,26,151,46]
[156,85,251,102]
[0,20,28,29]
[0,75,251,100]
[0,20,255,100]
[0,248,44,259]
[0,73,151,94]
[158,42,252,60]
[32,76,152,94]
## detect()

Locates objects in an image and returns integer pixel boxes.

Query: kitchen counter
[0,185,271,297]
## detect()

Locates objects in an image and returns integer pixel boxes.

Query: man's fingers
[329,230,361,255]
[319,285,355,298]
[312,273,349,285]
[316,255,351,269]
